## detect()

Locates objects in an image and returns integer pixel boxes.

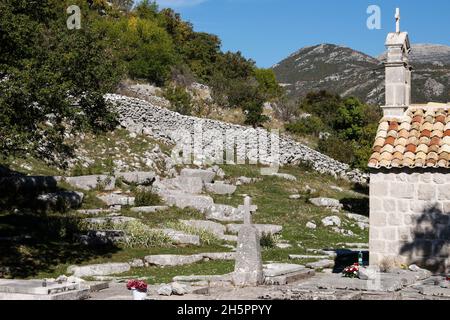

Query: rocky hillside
[273,43,450,105]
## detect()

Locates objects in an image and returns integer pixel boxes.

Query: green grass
[215,164,369,254]
[111,260,235,285]
[0,134,369,282]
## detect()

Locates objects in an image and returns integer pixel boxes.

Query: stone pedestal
[232,196,264,287]
[232,224,264,287]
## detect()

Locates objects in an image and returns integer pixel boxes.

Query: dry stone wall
[106,94,367,184]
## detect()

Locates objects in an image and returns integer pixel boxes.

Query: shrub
[163,85,193,115]
[260,232,278,249]
[134,189,162,206]
[120,221,171,248]
[285,116,325,136]
[165,221,221,245]
[80,219,172,248]
[318,136,355,164]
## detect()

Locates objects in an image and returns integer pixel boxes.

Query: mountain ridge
[273,43,450,105]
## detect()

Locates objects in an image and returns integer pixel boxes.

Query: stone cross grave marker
[237,196,257,224]
[232,196,264,287]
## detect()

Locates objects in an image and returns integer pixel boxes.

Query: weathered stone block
[370,197,383,212]
[443,202,450,214]
[233,224,264,287]
[227,224,282,236]
[205,182,237,195]
[386,241,401,253]
[371,211,387,227]
[206,204,243,222]
[403,213,414,226]
[370,182,388,197]
[433,173,447,185]
[438,185,450,200]
[407,173,420,183]
[382,228,397,241]
[370,240,385,252]
[418,184,437,200]
[68,263,130,277]
[97,193,135,206]
[370,227,380,240]
[180,220,226,237]
[369,173,384,183]
[115,171,155,186]
[65,175,115,191]
[390,182,414,199]
[383,199,396,212]
[180,169,215,183]
[397,200,409,212]
[176,176,204,194]
[145,254,203,267]
[398,227,413,242]
[387,212,402,226]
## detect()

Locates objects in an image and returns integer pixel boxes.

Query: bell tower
[383,8,412,117]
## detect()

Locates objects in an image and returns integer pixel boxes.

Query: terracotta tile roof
[368,106,450,169]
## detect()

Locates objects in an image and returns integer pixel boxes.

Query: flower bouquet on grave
[127,279,148,300]
[342,263,360,278]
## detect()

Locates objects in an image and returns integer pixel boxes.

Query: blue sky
[149,0,450,68]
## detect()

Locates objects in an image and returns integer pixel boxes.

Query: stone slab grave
[64,175,115,191]
[301,268,432,293]
[205,182,237,195]
[68,263,131,277]
[263,264,315,285]
[115,171,155,186]
[130,206,169,213]
[232,196,264,287]
[227,223,282,236]
[160,190,214,213]
[180,168,216,184]
[0,279,90,300]
[97,193,135,206]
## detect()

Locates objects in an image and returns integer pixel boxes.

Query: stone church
[368,12,449,273]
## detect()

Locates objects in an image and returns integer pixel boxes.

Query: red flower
[127,279,148,292]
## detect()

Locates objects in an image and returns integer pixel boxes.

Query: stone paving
[87,272,450,300]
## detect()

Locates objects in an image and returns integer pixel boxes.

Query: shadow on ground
[0,165,120,278]
[331,250,369,273]
[340,197,369,217]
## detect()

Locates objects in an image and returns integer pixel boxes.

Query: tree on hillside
[254,68,283,100]
[286,90,381,170]
[110,0,135,11]
[0,0,122,165]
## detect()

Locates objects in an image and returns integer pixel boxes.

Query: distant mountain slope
[273,43,450,105]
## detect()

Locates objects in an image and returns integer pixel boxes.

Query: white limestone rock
[115,171,155,186]
[205,182,237,195]
[68,263,130,277]
[180,220,226,237]
[145,254,203,267]
[306,222,317,229]
[180,168,215,183]
[65,175,115,191]
[310,198,342,210]
[227,224,283,236]
[321,216,342,227]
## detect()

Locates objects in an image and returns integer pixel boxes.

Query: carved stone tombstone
[232,196,264,287]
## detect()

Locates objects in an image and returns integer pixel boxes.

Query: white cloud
[155,0,208,8]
